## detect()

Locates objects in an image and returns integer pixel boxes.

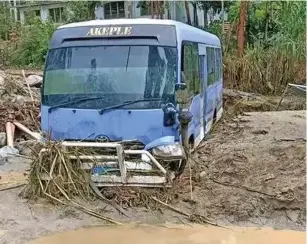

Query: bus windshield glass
[43,45,178,110]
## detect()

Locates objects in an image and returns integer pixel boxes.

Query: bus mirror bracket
[174,82,192,149]
[175,83,187,91]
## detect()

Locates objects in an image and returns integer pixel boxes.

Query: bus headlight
[152,143,185,160]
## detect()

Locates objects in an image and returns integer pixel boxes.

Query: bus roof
[58,18,221,47]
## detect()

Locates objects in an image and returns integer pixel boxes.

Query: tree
[63,1,98,23]
[137,1,165,19]
[0,3,16,41]
[237,0,247,58]
[192,1,198,26]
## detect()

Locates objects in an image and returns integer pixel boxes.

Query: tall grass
[224,45,305,94]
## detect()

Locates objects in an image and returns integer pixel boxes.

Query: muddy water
[27,224,305,244]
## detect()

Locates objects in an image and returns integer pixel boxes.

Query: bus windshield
[43,45,178,110]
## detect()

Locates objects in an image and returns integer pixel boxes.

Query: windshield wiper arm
[98,98,162,115]
[48,96,106,113]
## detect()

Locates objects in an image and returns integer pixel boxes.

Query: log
[5,122,15,147]
[12,122,41,141]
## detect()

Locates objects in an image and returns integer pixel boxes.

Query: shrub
[9,18,57,67]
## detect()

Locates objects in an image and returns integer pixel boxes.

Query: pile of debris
[0,70,42,160]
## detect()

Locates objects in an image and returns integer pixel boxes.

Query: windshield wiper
[98,98,162,115]
[48,96,106,113]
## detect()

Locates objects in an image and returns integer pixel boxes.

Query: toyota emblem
[95,135,109,142]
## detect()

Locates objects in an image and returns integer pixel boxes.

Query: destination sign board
[87,26,133,36]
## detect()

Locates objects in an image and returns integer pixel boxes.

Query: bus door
[198,44,207,139]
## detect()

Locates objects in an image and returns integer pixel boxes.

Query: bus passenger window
[182,44,193,95]
[218,49,222,79]
[182,43,201,97]
[206,47,216,86]
[215,48,222,81]
[199,55,205,94]
[215,48,219,81]
[191,43,201,94]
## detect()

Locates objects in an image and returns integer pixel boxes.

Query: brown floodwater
[27,224,305,244]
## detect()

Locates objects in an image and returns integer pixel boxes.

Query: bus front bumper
[38,141,185,188]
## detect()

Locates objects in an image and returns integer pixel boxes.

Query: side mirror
[162,104,177,127]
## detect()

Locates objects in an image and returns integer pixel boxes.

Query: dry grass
[223,51,306,95]
[23,142,125,224]
[25,142,94,200]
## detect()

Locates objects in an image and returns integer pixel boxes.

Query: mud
[26,224,305,244]
[184,110,306,230]
[0,110,305,244]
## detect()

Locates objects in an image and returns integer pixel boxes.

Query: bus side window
[182,43,201,96]
[199,55,205,94]
[218,49,222,79]
[191,43,201,94]
[215,48,221,81]
[206,47,216,86]
[182,44,193,95]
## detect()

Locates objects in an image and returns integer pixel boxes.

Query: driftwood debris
[89,179,130,217]
[5,122,15,147]
[5,69,43,77]
[0,71,40,134]
[0,183,26,192]
[151,197,223,228]
[13,122,41,141]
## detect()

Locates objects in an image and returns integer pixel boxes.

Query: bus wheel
[213,109,217,123]
[175,141,193,178]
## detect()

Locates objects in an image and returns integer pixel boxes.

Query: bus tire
[213,109,217,123]
[176,159,186,178]
[175,140,193,177]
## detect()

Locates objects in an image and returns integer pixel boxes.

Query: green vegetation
[10,19,56,67]
[0,0,305,94]
[0,4,57,67]
[223,1,306,94]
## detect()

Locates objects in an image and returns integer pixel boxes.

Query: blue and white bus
[41,18,223,186]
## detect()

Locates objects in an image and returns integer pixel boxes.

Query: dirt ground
[0,110,306,244]
[186,110,306,229]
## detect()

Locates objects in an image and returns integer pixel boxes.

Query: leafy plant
[10,18,57,67]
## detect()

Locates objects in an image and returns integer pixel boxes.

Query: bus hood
[40,106,177,145]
